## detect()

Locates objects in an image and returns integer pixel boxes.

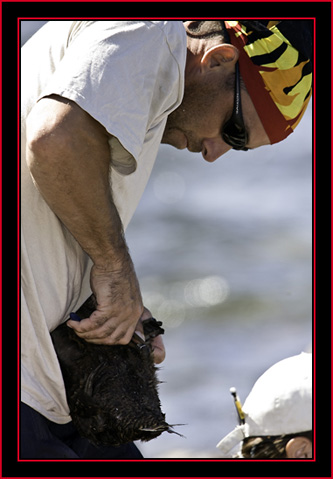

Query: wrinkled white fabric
[21,20,186,422]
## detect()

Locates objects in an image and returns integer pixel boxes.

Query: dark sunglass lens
[222,122,248,151]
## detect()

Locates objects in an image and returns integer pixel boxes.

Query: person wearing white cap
[216,352,313,459]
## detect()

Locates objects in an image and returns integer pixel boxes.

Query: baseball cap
[216,352,313,456]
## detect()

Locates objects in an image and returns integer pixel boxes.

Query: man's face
[161,68,270,162]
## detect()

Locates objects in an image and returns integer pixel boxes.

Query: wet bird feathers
[51,295,175,446]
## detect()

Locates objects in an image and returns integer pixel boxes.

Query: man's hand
[67,262,144,345]
[68,301,166,364]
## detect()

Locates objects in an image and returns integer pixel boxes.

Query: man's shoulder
[148,20,186,40]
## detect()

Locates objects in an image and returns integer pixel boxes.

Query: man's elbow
[25,104,69,175]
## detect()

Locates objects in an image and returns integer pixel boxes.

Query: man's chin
[161,128,187,150]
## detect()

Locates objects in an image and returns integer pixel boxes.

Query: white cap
[217,352,312,456]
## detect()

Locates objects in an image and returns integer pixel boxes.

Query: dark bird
[51,295,181,447]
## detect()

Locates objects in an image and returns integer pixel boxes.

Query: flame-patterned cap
[224,21,313,145]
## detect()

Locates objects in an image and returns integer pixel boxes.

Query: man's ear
[285,437,312,458]
[201,44,239,71]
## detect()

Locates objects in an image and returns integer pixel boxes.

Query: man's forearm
[25,95,144,344]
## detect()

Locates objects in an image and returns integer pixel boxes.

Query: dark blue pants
[20,403,143,459]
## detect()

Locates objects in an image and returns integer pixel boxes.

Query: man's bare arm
[26,95,143,345]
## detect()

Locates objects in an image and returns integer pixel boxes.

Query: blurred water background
[21,22,313,459]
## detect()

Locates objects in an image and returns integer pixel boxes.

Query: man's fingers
[151,335,166,364]
[67,315,136,344]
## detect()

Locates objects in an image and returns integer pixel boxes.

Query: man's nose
[202,137,232,162]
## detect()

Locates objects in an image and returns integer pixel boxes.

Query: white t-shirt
[21,20,186,423]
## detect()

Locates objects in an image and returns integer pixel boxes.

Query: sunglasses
[221,62,249,151]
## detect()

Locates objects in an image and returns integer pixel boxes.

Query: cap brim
[216,425,246,456]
